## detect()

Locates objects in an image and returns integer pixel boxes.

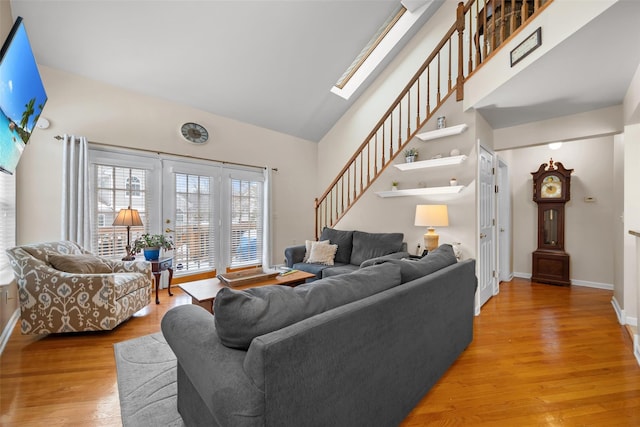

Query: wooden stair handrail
[315,0,552,239]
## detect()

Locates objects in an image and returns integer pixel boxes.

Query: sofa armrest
[359,251,411,268]
[284,244,306,268]
[161,305,263,422]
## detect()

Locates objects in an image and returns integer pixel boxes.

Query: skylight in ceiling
[334,4,406,91]
[331,1,431,100]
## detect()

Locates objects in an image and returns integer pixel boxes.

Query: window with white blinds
[89,147,267,275]
[229,177,263,269]
[0,172,15,285]
[173,172,215,274]
[92,164,150,258]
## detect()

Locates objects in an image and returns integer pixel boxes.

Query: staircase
[314,0,551,239]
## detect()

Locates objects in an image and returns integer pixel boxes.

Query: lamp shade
[112,207,143,227]
[414,205,448,227]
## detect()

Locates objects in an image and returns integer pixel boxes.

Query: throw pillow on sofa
[303,239,328,262]
[214,262,402,349]
[307,242,338,265]
[381,244,457,283]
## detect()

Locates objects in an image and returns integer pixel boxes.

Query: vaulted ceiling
[7,0,640,144]
[9,0,439,142]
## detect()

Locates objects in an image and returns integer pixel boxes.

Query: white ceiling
[8,0,640,142]
[9,0,438,142]
[474,0,640,129]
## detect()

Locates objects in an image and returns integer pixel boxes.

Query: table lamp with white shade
[414,204,449,252]
[112,206,144,261]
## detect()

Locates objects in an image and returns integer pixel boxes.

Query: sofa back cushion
[214,262,402,349]
[383,244,458,283]
[319,227,354,264]
[349,231,404,266]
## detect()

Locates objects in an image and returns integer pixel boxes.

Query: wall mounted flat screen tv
[0,16,47,175]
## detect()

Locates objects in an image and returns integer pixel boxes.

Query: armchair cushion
[48,254,112,274]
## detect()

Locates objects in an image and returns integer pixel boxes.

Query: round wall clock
[180,122,209,144]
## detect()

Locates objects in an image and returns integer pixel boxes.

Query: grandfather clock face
[540,175,562,199]
[531,159,573,286]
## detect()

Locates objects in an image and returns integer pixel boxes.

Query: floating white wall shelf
[416,124,468,141]
[394,154,467,171]
[376,185,464,198]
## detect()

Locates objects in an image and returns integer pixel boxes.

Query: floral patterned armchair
[6,241,152,334]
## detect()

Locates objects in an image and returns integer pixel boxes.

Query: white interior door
[478,145,496,309]
[497,158,512,282]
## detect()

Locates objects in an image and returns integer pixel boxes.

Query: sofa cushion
[292,261,330,279]
[214,262,402,349]
[350,231,404,266]
[382,244,457,283]
[48,254,113,274]
[319,227,354,265]
[321,264,359,278]
[306,242,338,265]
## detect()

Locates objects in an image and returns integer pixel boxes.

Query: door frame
[497,156,513,282]
[476,143,498,314]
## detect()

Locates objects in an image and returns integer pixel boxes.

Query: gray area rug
[114,332,185,427]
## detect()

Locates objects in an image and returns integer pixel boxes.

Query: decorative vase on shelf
[143,247,160,261]
[391,183,399,191]
[450,178,458,186]
[405,156,416,163]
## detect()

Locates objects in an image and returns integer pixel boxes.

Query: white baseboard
[0,308,19,355]
[512,272,612,290]
[611,296,625,325]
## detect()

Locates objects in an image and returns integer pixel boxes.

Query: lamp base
[424,227,440,251]
[121,245,136,261]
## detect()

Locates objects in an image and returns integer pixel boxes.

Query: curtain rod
[53,135,278,172]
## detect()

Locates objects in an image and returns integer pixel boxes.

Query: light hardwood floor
[1,278,639,426]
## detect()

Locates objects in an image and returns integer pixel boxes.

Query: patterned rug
[113,332,184,427]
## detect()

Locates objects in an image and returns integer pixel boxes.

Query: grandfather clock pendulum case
[531,159,573,286]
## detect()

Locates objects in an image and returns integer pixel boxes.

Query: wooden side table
[150,257,173,304]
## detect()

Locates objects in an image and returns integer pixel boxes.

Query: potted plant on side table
[133,233,174,261]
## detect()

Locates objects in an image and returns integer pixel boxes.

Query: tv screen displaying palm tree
[0,16,48,175]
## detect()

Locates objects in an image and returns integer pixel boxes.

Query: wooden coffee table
[179,270,315,313]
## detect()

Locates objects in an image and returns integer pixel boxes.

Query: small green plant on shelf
[133,233,174,253]
[403,148,419,158]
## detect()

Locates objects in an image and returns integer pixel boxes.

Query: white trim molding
[0,308,19,355]
[611,296,625,325]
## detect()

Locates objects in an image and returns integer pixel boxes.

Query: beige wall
[16,67,318,265]
[499,136,616,287]
[316,1,480,259]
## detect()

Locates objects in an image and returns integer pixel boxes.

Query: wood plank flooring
[1,278,639,426]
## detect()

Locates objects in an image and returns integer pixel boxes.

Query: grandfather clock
[531,159,573,286]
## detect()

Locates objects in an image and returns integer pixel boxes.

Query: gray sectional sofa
[284,227,410,279]
[162,245,477,427]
